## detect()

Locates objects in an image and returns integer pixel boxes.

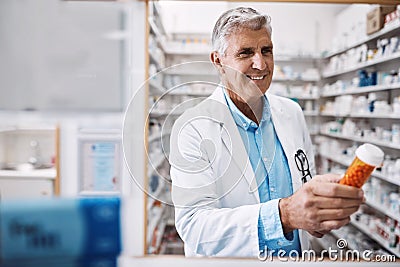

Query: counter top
[0,168,56,179]
[118,255,398,267]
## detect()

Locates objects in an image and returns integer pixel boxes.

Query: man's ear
[210,51,224,74]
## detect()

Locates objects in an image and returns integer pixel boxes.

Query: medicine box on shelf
[367,6,397,35]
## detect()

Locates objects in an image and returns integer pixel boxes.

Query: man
[169,7,363,258]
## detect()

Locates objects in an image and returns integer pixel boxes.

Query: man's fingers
[314,196,364,209]
[316,207,360,221]
[310,182,363,199]
[319,218,351,231]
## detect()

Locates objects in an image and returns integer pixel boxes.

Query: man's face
[214,27,274,96]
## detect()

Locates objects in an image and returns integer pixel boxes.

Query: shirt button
[277,241,282,246]
[263,157,267,162]
[270,187,275,192]
[242,123,246,127]
[255,130,259,134]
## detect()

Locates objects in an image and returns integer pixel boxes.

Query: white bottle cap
[355,143,384,167]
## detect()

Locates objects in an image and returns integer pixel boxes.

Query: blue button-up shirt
[223,89,301,255]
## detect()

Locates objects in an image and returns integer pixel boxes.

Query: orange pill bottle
[340,143,384,188]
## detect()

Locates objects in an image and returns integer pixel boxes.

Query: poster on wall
[79,140,121,193]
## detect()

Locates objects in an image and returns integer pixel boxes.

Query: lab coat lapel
[209,87,260,202]
[268,93,311,250]
[267,93,302,193]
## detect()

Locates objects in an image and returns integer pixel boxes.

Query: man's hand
[279,174,364,236]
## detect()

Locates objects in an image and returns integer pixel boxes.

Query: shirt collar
[223,88,271,130]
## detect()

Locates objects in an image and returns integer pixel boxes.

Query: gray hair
[211,7,272,55]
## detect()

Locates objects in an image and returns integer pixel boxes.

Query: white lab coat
[169,86,315,257]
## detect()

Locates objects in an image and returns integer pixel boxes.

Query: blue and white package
[0,197,121,261]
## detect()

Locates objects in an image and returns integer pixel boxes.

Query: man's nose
[252,52,266,70]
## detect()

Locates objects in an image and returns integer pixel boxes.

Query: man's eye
[238,51,252,58]
[262,48,273,55]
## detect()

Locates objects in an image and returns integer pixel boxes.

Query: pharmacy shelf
[324,21,400,58]
[371,171,400,187]
[164,69,217,76]
[350,219,400,258]
[320,132,400,150]
[150,3,166,35]
[272,77,319,82]
[0,168,56,180]
[149,51,164,70]
[150,109,183,118]
[159,242,168,255]
[164,50,209,56]
[166,242,184,249]
[319,151,351,166]
[323,51,400,78]
[289,95,319,100]
[149,219,167,254]
[148,130,171,144]
[274,55,321,62]
[0,126,56,132]
[148,17,166,51]
[167,218,175,226]
[147,6,183,256]
[150,84,212,97]
[365,199,400,223]
[147,189,163,211]
[148,133,160,144]
[147,179,172,212]
[349,113,400,119]
[149,80,166,95]
[164,45,211,56]
[319,18,400,261]
[148,152,167,177]
[321,83,400,97]
[147,205,166,244]
[320,112,400,120]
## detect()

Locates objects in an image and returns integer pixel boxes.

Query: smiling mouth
[246,75,265,80]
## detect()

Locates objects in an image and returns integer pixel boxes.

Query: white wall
[159,1,228,35]
[0,0,124,111]
[122,1,147,257]
[331,4,373,51]
[158,1,352,55]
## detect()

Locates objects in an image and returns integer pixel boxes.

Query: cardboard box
[366,5,397,35]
